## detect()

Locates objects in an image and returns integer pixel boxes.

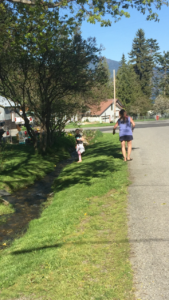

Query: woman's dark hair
[119,109,127,123]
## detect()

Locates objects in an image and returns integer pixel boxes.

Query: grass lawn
[0,133,134,300]
[134,117,169,122]
[0,144,70,192]
[65,122,115,129]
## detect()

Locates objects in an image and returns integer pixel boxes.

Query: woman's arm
[112,121,119,134]
[130,117,135,130]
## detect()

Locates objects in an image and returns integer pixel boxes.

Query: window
[111,104,113,111]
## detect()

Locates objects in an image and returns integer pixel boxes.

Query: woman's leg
[77,150,82,162]
[121,141,127,161]
[127,141,132,160]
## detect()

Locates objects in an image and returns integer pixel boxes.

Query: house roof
[88,99,123,116]
[0,96,16,108]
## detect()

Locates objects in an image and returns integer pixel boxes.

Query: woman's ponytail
[120,109,127,123]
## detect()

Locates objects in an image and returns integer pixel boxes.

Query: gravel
[128,126,169,300]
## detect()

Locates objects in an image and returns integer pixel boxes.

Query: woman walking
[113,109,135,162]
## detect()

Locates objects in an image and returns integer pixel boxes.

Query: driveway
[128,126,169,300]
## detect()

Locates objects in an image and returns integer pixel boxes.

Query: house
[0,96,34,131]
[82,99,123,123]
[0,96,17,130]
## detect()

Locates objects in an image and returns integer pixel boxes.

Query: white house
[0,96,17,129]
[82,99,123,123]
[0,96,34,131]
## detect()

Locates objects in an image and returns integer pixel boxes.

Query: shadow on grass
[0,144,60,191]
[85,140,122,159]
[53,140,123,193]
[11,238,167,255]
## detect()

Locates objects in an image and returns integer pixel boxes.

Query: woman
[113,109,135,162]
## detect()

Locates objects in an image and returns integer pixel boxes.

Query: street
[99,120,169,132]
[65,120,169,133]
[128,125,169,300]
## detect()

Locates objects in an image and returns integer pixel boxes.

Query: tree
[0,1,109,152]
[116,54,150,114]
[129,29,154,98]
[0,34,108,152]
[0,0,166,26]
[154,95,169,114]
[83,58,114,103]
[147,38,160,64]
[157,51,169,96]
[116,54,132,108]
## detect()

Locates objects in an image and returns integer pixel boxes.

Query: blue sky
[80,6,169,62]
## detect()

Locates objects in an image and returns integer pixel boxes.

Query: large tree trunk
[22,111,37,150]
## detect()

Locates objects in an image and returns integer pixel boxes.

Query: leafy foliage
[0,3,108,152]
[153,95,169,114]
[0,0,166,27]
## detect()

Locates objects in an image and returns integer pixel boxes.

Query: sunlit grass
[0,144,70,192]
[0,133,134,300]
[0,203,15,216]
[134,117,169,122]
[66,122,115,129]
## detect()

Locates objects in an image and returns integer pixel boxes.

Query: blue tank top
[118,117,133,137]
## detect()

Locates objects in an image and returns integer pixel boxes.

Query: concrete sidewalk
[128,126,169,300]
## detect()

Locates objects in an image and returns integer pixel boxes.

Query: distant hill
[106,58,120,77]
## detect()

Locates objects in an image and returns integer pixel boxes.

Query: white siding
[82,116,101,122]
[101,104,120,122]
[0,107,5,121]
[82,103,121,123]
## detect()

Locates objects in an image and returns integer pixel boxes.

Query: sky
[80,5,169,62]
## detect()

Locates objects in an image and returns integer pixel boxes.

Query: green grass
[0,133,134,300]
[66,122,115,129]
[0,203,15,216]
[0,144,70,192]
[134,117,169,122]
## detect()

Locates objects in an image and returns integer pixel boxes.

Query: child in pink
[75,129,85,163]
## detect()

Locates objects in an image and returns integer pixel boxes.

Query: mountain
[89,58,120,77]
[106,58,120,77]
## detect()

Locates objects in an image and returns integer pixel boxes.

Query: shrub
[83,129,103,144]
[53,134,76,151]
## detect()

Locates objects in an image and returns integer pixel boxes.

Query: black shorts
[119,135,133,142]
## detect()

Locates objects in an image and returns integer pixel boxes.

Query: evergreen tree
[84,58,114,105]
[116,54,131,108]
[129,29,153,98]
[158,51,169,96]
[116,54,152,114]
[147,38,160,64]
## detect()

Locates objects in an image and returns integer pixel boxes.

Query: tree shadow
[53,140,123,193]
[0,144,57,191]
[11,238,168,255]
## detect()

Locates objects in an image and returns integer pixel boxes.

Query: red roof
[88,99,123,116]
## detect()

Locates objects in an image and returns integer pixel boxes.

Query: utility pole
[113,69,116,122]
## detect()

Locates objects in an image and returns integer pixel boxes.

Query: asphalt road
[66,120,169,133]
[128,125,169,300]
[98,120,169,132]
